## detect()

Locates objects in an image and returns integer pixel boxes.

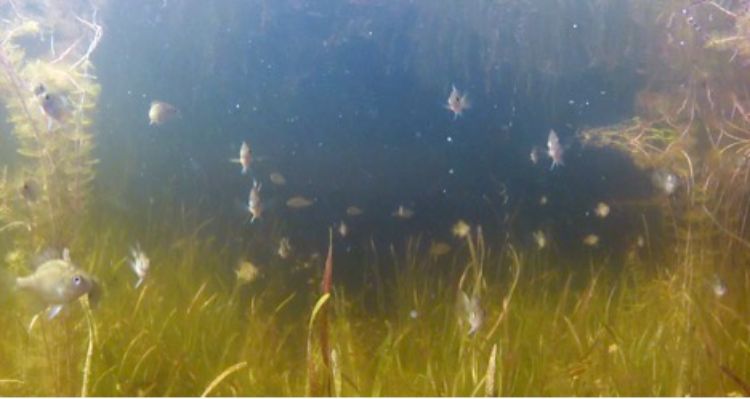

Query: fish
[533,230,546,249]
[530,147,540,164]
[277,237,292,259]
[547,129,564,169]
[19,179,40,203]
[148,101,179,125]
[582,234,600,247]
[129,244,150,289]
[452,219,470,238]
[445,84,470,119]
[229,141,252,174]
[337,221,349,237]
[235,260,259,285]
[594,202,610,218]
[286,196,314,209]
[16,248,98,319]
[248,180,263,222]
[34,84,70,127]
[346,205,363,216]
[711,274,727,298]
[269,172,287,185]
[428,241,451,258]
[392,205,414,219]
[459,290,484,336]
[651,169,679,195]
[539,196,548,206]
[40,92,70,124]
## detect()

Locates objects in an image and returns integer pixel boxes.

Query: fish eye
[72,275,83,285]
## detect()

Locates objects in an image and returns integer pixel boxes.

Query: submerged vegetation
[0,0,749,397]
[0,1,101,253]
[0,210,748,396]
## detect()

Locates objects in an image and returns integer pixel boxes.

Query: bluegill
[445,84,470,119]
[16,249,99,319]
[547,129,564,170]
[459,290,484,336]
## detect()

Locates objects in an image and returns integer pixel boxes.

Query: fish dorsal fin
[62,248,71,263]
[30,247,61,270]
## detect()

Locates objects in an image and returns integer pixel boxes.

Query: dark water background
[90,0,663,279]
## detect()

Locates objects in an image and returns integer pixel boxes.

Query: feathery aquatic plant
[0,2,101,252]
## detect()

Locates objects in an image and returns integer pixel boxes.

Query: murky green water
[0,0,749,396]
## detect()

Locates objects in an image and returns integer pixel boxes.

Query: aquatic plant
[0,1,747,397]
[0,190,747,396]
[579,0,750,269]
[0,1,101,252]
[305,228,334,396]
[0,2,102,395]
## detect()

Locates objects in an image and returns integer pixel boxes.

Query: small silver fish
[392,205,414,219]
[277,237,292,259]
[269,172,286,185]
[711,274,727,298]
[583,234,600,247]
[651,169,679,195]
[547,129,564,170]
[533,230,546,249]
[445,84,470,119]
[129,244,150,289]
[459,290,484,336]
[452,219,470,238]
[530,146,540,164]
[337,221,349,237]
[286,196,315,209]
[428,241,451,258]
[248,180,263,222]
[16,248,97,319]
[346,205,363,216]
[230,141,252,174]
[148,101,179,125]
[235,260,259,285]
[594,202,610,218]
